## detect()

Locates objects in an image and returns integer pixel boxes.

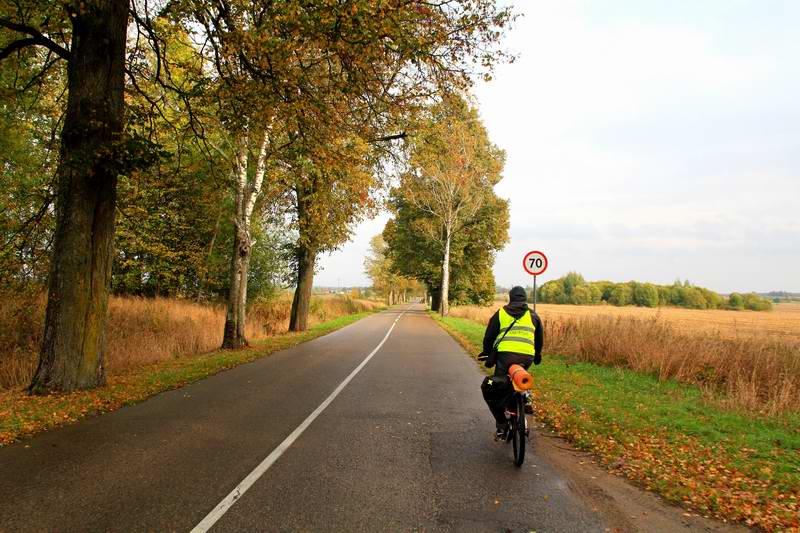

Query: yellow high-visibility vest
[494,308,536,355]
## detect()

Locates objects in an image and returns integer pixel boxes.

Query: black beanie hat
[509,286,527,302]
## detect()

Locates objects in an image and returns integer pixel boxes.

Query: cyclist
[478,286,543,440]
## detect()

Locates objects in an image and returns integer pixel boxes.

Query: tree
[398,98,505,315]
[741,292,772,311]
[633,283,659,308]
[446,195,507,305]
[1,1,132,393]
[728,292,745,310]
[364,234,418,305]
[562,272,586,296]
[539,279,566,304]
[588,284,603,304]
[146,0,515,334]
[681,287,708,309]
[219,128,273,347]
[286,138,378,331]
[657,285,672,306]
[0,47,61,288]
[384,161,508,310]
[112,80,227,299]
[570,284,593,305]
[609,285,633,306]
[0,0,515,388]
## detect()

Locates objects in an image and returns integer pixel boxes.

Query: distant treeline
[761,291,800,303]
[532,273,773,311]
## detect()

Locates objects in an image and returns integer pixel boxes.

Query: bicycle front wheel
[512,394,526,467]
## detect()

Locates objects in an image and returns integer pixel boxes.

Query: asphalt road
[0,305,660,532]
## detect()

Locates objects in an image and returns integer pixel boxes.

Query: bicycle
[479,352,534,467]
[502,382,531,467]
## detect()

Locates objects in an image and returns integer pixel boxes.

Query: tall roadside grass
[0,291,382,390]
[450,304,800,415]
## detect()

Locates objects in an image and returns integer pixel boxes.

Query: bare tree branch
[0,18,70,61]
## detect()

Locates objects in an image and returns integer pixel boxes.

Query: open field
[456,302,800,341]
[0,292,383,390]
[433,314,800,532]
[450,303,800,415]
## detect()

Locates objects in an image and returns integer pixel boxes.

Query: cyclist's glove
[534,353,542,366]
[481,351,496,368]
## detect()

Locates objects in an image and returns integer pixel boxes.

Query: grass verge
[432,313,800,532]
[0,311,374,447]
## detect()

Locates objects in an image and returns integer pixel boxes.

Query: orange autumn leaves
[534,383,799,532]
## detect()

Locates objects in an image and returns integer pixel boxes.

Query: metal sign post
[523,250,548,313]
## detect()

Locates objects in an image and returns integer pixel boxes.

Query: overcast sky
[317,0,800,293]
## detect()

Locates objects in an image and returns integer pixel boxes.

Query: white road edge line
[190,308,409,533]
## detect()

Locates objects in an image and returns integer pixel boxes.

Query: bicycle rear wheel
[512,394,526,466]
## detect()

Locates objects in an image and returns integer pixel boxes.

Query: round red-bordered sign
[523,250,548,276]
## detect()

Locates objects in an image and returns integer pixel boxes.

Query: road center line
[190,309,408,533]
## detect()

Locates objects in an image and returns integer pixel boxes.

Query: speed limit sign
[523,250,548,311]
[523,251,548,276]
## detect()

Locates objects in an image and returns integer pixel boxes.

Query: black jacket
[481,301,543,368]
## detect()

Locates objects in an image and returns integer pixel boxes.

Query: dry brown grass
[0,292,381,390]
[467,302,800,341]
[450,303,800,414]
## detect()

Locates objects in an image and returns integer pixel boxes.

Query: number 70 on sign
[523,251,548,276]
[523,250,548,311]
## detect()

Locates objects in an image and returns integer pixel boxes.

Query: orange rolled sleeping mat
[508,364,533,391]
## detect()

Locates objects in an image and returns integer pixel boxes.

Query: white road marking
[190,308,409,533]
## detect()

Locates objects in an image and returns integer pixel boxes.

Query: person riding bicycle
[478,286,543,440]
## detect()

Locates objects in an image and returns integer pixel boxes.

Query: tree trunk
[222,224,251,349]
[439,231,452,316]
[289,245,316,331]
[430,287,441,311]
[29,1,129,394]
[221,131,268,348]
